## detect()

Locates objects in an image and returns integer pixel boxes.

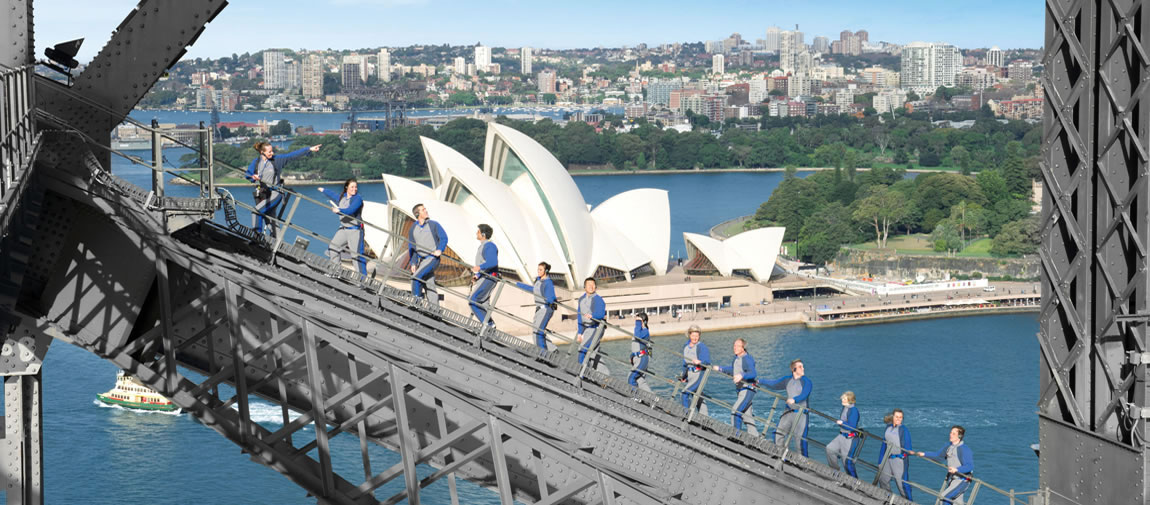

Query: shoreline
[174,165,952,187]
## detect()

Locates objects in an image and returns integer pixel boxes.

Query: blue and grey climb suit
[877,424,913,500]
[680,340,710,416]
[922,441,974,504]
[245,147,312,236]
[576,293,606,366]
[763,374,812,456]
[825,403,860,477]
[408,219,448,307]
[718,352,758,436]
[628,320,652,392]
[469,240,499,326]
[319,188,365,276]
[515,276,556,351]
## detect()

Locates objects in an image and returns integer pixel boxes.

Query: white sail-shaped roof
[366,122,673,286]
[683,227,786,282]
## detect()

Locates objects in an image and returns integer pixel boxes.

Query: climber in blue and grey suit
[713,337,757,436]
[877,408,914,500]
[762,358,812,456]
[680,325,710,415]
[825,391,861,477]
[918,425,974,505]
[408,203,448,308]
[515,261,557,351]
[576,277,607,366]
[245,141,320,236]
[317,179,366,276]
[628,313,653,392]
[469,224,499,328]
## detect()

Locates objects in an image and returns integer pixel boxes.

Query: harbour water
[42,314,1038,504]
[32,162,1040,503]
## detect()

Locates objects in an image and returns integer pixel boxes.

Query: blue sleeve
[901,426,912,452]
[543,279,556,303]
[478,242,498,270]
[719,363,734,375]
[878,439,889,462]
[696,342,710,366]
[245,157,259,181]
[633,320,649,341]
[742,354,757,381]
[844,407,859,431]
[922,443,948,460]
[761,374,790,390]
[956,446,973,473]
[340,194,363,217]
[434,221,448,251]
[278,146,311,162]
[792,377,812,403]
[515,281,533,292]
[591,295,606,320]
[318,188,340,202]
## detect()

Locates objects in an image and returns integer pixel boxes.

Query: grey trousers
[877,457,906,494]
[629,355,653,392]
[327,228,360,261]
[732,389,757,436]
[826,435,853,471]
[774,410,807,449]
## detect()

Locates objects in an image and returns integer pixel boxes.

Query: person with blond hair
[245,141,320,236]
[679,325,710,415]
[825,391,861,477]
[713,337,757,435]
[762,358,812,456]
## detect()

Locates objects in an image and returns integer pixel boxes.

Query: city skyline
[35,0,1042,64]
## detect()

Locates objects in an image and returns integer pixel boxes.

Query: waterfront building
[341,62,362,89]
[302,54,323,99]
[537,69,556,94]
[283,60,301,92]
[263,49,286,90]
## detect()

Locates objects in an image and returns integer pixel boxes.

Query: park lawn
[849,234,995,257]
[870,162,962,172]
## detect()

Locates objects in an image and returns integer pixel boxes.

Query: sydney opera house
[361,122,784,291]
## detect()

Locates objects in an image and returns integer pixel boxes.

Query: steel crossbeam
[1040,0,1150,503]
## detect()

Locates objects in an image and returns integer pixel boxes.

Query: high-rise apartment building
[787,73,810,98]
[748,77,768,104]
[712,54,725,75]
[646,79,683,106]
[537,69,556,94]
[475,44,491,72]
[283,60,301,91]
[812,36,830,53]
[765,26,780,52]
[986,46,1004,67]
[302,54,323,99]
[263,50,286,90]
[521,47,532,74]
[779,30,804,73]
[454,56,466,75]
[900,42,961,92]
[377,48,391,82]
[341,63,362,89]
[856,30,869,43]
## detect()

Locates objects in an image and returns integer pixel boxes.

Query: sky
[33,0,1043,64]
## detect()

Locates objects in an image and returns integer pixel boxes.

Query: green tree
[976,169,1010,205]
[542,93,557,104]
[753,176,820,241]
[930,219,963,255]
[269,120,292,137]
[636,152,647,170]
[798,202,858,265]
[991,216,1040,256]
[951,145,972,175]
[912,173,986,232]
[852,185,909,249]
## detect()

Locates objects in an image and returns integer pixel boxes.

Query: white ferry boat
[96,371,178,412]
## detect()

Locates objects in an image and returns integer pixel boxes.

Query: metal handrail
[36,91,1041,504]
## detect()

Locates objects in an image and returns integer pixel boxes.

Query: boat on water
[96,371,179,412]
